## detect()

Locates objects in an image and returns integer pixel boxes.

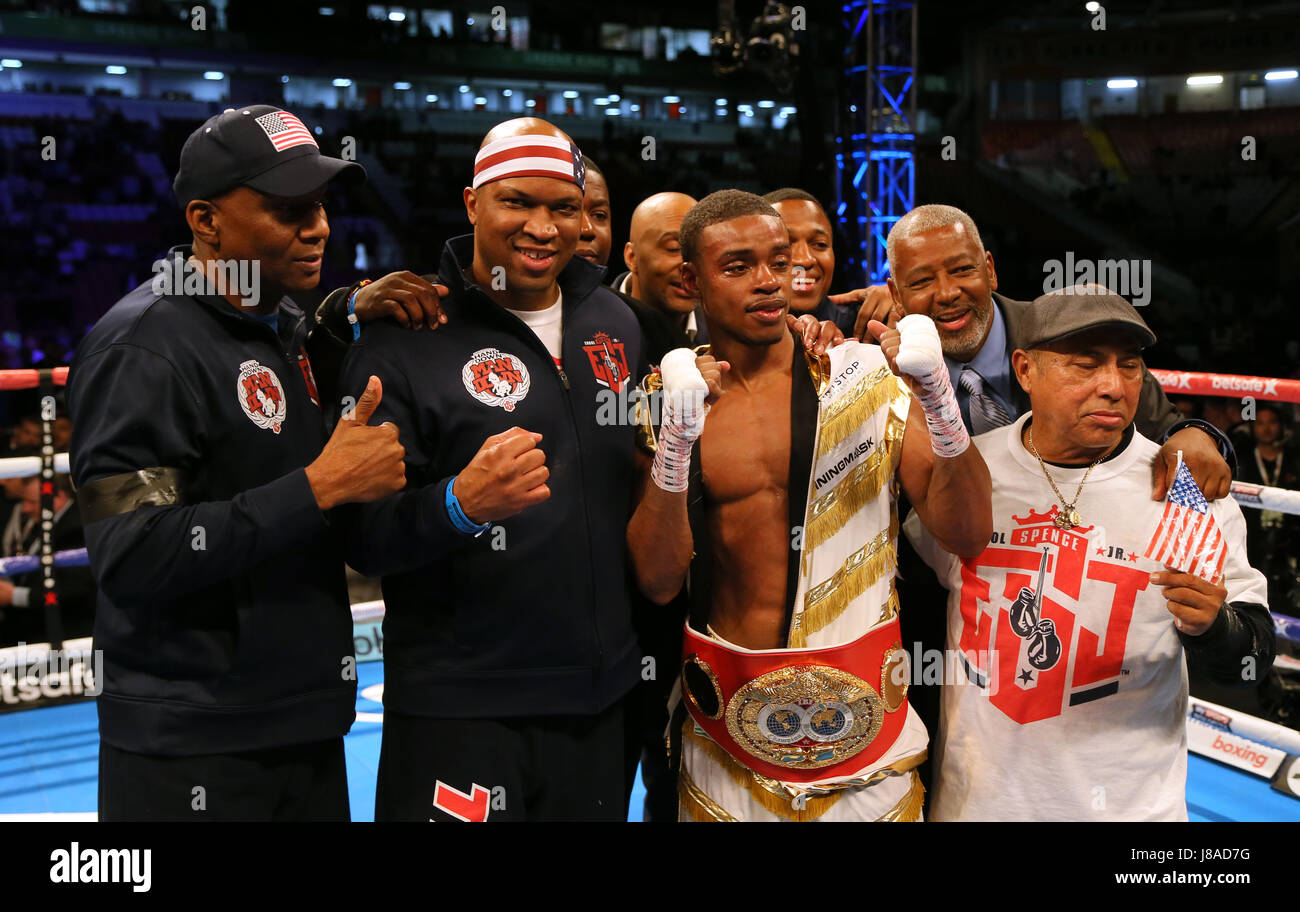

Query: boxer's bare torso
[699,348,794,650]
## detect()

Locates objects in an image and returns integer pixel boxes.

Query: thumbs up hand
[305,375,407,510]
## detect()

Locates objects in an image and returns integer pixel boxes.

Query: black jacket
[67,246,356,755]
[336,236,644,719]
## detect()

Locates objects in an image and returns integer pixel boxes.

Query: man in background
[0,471,93,646]
[612,191,708,362]
[575,156,613,272]
[762,188,860,337]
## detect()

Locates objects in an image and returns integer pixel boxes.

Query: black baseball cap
[1021,285,1157,350]
[172,105,365,208]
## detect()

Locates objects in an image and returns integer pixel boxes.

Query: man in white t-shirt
[906,285,1275,821]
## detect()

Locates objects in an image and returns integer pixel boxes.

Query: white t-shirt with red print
[905,412,1268,821]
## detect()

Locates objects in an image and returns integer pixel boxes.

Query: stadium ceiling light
[607,93,620,102]
[525,99,537,107]
[280,75,290,83]
[1106,78,1138,89]
[715,108,727,116]
[757,99,776,108]
[388,10,405,21]
[594,97,609,105]
[1265,69,1298,81]
[474,96,487,105]
[1186,74,1224,86]
[563,90,579,99]
[502,89,513,97]
[630,104,640,112]
[1085,1,1100,11]
[105,65,127,75]
[459,84,471,93]
[663,95,680,103]
[425,94,438,102]
[394,81,411,90]
[332,78,352,87]
[204,71,224,80]
[319,6,334,14]
[715,98,728,105]
[1,59,22,68]
[605,109,621,116]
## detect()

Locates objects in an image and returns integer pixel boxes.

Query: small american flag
[1143,455,1226,581]
[254,111,317,152]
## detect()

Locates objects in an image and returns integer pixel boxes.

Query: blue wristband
[446,475,491,536]
[346,280,370,341]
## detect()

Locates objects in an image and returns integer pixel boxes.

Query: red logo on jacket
[582,332,629,391]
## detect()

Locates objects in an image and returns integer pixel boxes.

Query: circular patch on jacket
[236,359,287,434]
[461,348,532,412]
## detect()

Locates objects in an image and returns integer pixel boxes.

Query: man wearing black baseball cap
[905,285,1274,820]
[68,105,414,820]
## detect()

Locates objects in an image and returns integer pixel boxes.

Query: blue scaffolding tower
[836,0,917,284]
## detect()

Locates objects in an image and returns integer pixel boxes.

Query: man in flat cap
[69,105,413,820]
[905,285,1274,820]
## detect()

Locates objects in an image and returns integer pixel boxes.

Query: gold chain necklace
[1026,427,1110,530]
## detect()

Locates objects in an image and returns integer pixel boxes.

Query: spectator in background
[762,188,859,337]
[9,416,40,451]
[0,472,93,646]
[1240,402,1300,617]
[1202,397,1244,439]
[0,445,36,558]
[1169,395,1201,421]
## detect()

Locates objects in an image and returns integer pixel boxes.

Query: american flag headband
[472,134,586,192]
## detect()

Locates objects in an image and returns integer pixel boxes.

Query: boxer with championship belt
[626,190,993,821]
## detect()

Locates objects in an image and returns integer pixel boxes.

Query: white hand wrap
[651,348,710,492]
[895,314,970,458]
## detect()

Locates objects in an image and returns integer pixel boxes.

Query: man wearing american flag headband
[905,285,1276,820]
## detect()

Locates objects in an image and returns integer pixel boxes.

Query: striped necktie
[958,368,1013,435]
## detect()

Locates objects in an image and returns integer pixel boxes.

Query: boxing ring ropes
[0,364,1297,816]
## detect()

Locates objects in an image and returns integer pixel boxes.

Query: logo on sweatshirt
[582,332,629,392]
[236,359,287,433]
[462,348,531,412]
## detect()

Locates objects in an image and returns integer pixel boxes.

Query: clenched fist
[453,427,552,524]
[306,376,406,510]
[695,353,729,407]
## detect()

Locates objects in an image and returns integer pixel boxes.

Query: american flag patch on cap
[255,111,318,153]
[472,133,585,191]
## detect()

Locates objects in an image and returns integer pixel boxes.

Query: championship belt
[680,620,911,784]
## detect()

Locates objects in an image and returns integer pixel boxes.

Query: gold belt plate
[723,665,885,770]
